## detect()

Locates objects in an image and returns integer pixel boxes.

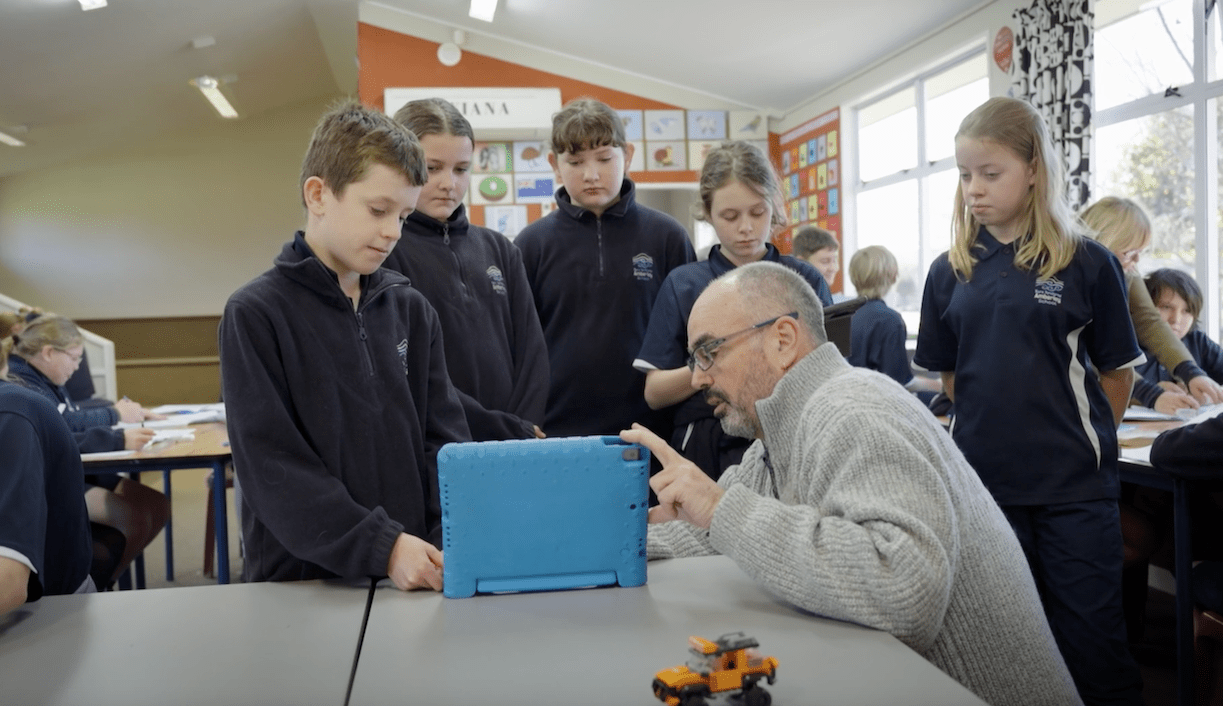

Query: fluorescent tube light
[79,0,107,10]
[469,0,497,22]
[190,76,239,119]
[0,130,26,147]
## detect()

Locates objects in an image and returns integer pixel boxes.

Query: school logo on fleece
[1034,276,1065,306]
[396,339,409,373]
[632,253,655,281]
[486,265,507,295]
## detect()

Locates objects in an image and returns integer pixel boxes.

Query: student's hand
[1154,389,1200,415]
[620,423,724,530]
[141,407,168,421]
[532,425,546,439]
[123,427,156,450]
[387,533,443,592]
[113,398,144,423]
[1187,375,1223,405]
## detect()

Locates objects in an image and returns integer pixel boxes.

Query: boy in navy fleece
[220,102,469,591]
[515,98,695,438]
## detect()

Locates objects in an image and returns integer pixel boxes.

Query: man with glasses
[621,261,1081,706]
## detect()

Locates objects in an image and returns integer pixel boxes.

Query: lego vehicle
[652,632,778,706]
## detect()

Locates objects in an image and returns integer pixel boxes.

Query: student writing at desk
[7,314,168,588]
[0,336,94,617]
[1132,269,1223,413]
[220,102,469,591]
[628,261,1080,706]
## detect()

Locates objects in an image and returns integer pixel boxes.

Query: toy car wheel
[744,685,772,706]
[680,695,706,706]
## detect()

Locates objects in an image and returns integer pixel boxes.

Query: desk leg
[212,461,230,584]
[1174,477,1193,706]
[163,470,174,581]
[130,471,147,590]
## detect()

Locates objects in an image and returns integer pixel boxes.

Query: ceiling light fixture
[469,0,497,22]
[189,76,239,119]
[78,0,107,10]
[437,30,466,67]
[0,129,26,147]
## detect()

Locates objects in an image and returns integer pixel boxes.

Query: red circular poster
[994,26,1013,74]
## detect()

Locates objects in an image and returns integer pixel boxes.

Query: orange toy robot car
[652,632,779,706]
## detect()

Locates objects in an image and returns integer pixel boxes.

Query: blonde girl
[634,141,832,479]
[1082,196,1223,413]
[914,97,1144,705]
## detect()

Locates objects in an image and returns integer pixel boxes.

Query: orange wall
[358,22,702,226]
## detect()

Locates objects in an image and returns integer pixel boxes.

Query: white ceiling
[0,0,988,179]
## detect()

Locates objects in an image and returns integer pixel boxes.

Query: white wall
[0,95,341,319]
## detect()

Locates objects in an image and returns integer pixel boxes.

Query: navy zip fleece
[219,233,470,583]
[383,204,548,440]
[514,180,696,437]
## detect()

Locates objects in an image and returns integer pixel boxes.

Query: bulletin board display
[469,108,772,235]
[774,108,840,259]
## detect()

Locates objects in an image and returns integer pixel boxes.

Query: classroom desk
[82,422,233,585]
[349,555,987,706]
[1119,417,1198,706]
[0,580,367,706]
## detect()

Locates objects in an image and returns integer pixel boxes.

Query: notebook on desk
[437,435,650,599]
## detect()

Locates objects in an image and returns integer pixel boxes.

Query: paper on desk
[1117,424,1163,443]
[81,450,136,461]
[1176,402,1223,425]
[1123,406,1179,422]
[1121,445,1152,465]
[140,428,196,450]
[115,410,221,429]
[149,403,225,416]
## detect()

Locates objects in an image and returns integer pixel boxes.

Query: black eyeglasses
[686,312,797,372]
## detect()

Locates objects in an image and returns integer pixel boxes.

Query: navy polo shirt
[848,299,912,385]
[914,228,1143,505]
[634,243,832,427]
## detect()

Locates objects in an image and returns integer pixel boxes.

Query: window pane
[856,181,920,310]
[923,169,959,276]
[858,88,916,181]
[924,57,988,163]
[1094,106,1195,273]
[1095,0,1194,111]
[1214,0,1223,82]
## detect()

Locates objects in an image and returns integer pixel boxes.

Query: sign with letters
[383,87,562,140]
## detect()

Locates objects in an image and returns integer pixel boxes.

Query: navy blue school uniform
[6,354,124,491]
[220,233,471,583]
[0,382,94,602]
[915,228,1144,706]
[634,243,831,478]
[1132,328,1223,408]
[515,179,695,438]
[383,204,549,441]
[847,298,912,386]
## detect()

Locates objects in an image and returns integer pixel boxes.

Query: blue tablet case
[438,435,650,598]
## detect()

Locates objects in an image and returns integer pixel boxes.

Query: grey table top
[0,579,368,706]
[350,555,987,706]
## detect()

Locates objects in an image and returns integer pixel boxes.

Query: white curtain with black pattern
[1010,0,1094,210]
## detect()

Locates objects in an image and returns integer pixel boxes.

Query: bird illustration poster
[644,110,685,141]
[687,111,727,140]
[617,110,644,141]
[730,110,768,140]
[646,141,686,170]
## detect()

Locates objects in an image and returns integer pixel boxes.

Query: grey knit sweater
[648,343,1082,706]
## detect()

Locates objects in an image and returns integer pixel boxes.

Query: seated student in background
[1081,197,1223,413]
[220,101,470,591]
[7,314,167,587]
[515,97,696,439]
[845,245,940,395]
[384,97,548,441]
[791,225,846,302]
[1131,268,1223,411]
[628,261,1081,706]
[635,141,830,480]
[1,336,95,617]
